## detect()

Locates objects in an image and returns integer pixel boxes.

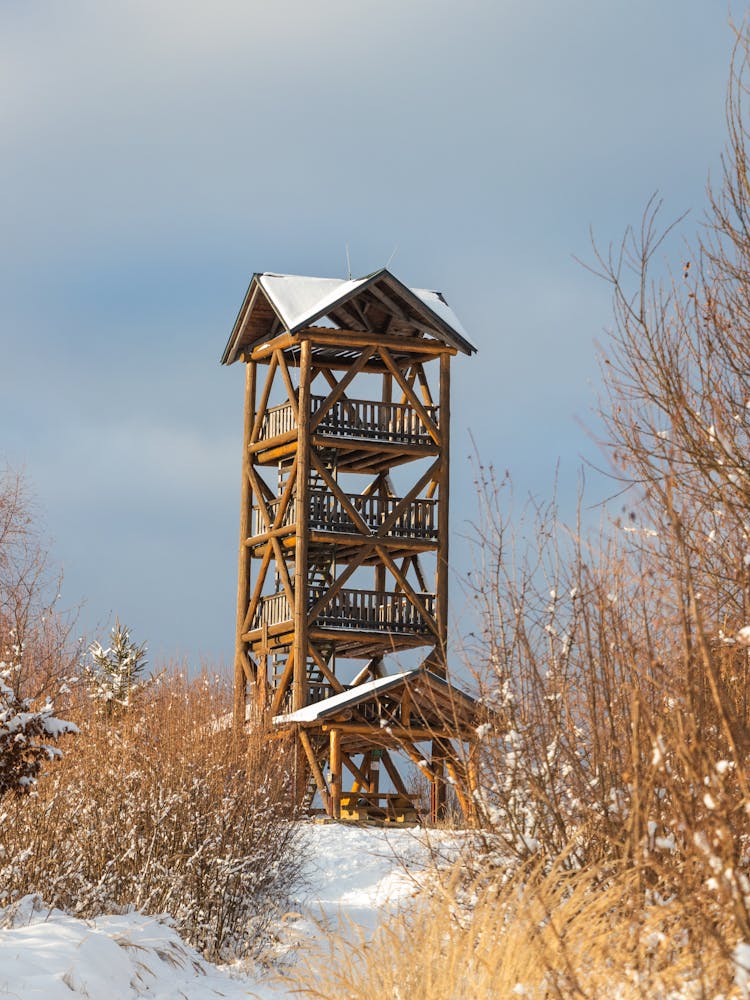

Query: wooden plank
[234,361,256,729]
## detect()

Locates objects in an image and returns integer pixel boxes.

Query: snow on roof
[273,669,417,725]
[222,267,476,363]
[259,273,370,333]
[411,287,469,340]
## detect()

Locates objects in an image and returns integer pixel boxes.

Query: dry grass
[0,670,302,961]
[284,858,738,999]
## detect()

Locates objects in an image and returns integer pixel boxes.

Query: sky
[0,1,736,666]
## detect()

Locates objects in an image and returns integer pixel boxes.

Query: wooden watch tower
[222,268,479,822]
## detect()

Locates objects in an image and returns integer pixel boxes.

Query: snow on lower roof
[273,669,417,725]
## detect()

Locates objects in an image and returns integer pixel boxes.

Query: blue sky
[0,2,735,665]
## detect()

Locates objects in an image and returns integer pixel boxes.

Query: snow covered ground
[0,822,454,999]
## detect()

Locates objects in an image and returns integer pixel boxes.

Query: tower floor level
[221,268,481,823]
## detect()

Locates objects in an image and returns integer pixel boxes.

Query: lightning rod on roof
[385,245,399,269]
[345,243,352,280]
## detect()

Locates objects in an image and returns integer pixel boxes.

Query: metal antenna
[345,244,352,280]
[385,245,399,270]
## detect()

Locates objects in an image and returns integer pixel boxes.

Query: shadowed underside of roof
[221,267,476,364]
[272,666,482,753]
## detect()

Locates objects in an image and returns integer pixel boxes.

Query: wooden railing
[259,401,297,440]
[252,491,437,540]
[252,588,435,634]
[259,395,438,446]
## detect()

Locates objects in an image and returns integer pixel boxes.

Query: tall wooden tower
[222,269,479,822]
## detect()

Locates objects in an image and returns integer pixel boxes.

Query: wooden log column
[330,728,342,819]
[293,338,312,712]
[292,340,312,806]
[431,351,450,820]
[234,360,256,729]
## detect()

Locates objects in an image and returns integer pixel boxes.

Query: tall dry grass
[0,671,302,961]
[285,856,737,999]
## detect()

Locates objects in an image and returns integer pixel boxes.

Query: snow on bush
[0,672,302,962]
[0,658,77,796]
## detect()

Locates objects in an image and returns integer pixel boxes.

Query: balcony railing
[259,395,438,446]
[251,490,438,540]
[252,588,435,635]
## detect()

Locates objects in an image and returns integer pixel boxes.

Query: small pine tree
[0,659,77,796]
[84,619,148,711]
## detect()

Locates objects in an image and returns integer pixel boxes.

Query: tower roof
[221,267,476,364]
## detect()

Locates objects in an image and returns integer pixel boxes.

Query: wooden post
[330,727,342,819]
[436,352,450,674]
[293,339,312,713]
[429,353,450,819]
[430,741,447,824]
[234,360,256,729]
[375,375,391,597]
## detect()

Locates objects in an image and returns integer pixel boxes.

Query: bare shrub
[0,671,302,962]
[0,468,77,793]
[447,23,750,985]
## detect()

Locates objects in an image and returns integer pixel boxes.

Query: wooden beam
[311,434,438,459]
[299,730,331,815]
[416,363,435,407]
[275,348,299,421]
[310,348,375,432]
[250,333,297,361]
[250,353,279,444]
[341,750,370,788]
[242,544,272,632]
[270,648,295,717]
[308,643,345,694]
[301,329,455,355]
[234,361,256,729]
[380,749,411,797]
[248,429,297,456]
[321,722,446,742]
[379,347,440,445]
[309,454,371,537]
[375,545,440,638]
